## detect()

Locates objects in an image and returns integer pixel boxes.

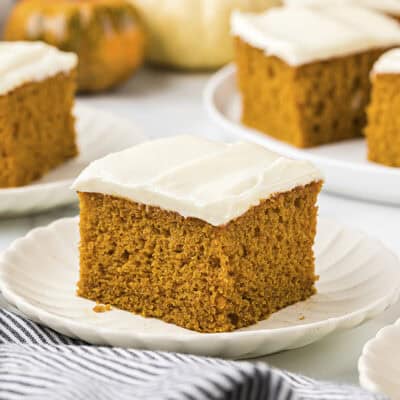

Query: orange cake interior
[366,49,400,167]
[236,39,386,148]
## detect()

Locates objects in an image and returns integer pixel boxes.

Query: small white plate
[359,320,400,399]
[1,217,399,358]
[204,64,400,206]
[0,103,145,216]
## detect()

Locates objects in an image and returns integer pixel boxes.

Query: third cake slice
[366,48,400,167]
[73,136,323,333]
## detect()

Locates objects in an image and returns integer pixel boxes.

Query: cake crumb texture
[366,73,400,167]
[77,181,321,333]
[0,71,77,188]
[235,38,388,148]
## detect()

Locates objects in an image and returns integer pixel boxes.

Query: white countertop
[1,67,399,387]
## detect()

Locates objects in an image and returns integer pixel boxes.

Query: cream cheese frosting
[373,48,400,74]
[231,5,400,66]
[284,0,400,15]
[72,135,323,226]
[0,41,77,96]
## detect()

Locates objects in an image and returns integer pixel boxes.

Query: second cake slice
[232,5,400,148]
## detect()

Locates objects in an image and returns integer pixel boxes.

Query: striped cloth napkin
[0,308,387,400]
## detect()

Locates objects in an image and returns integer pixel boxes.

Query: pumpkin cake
[72,135,323,333]
[232,5,400,148]
[4,0,145,92]
[365,48,400,167]
[0,41,78,188]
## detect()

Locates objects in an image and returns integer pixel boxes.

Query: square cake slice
[73,136,323,333]
[366,48,400,167]
[232,5,400,148]
[0,41,78,187]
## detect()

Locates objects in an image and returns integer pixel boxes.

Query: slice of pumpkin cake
[0,41,78,188]
[72,135,323,333]
[232,5,400,148]
[366,48,400,167]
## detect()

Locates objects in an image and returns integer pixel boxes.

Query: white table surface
[1,67,399,388]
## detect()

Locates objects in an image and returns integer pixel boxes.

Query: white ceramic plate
[204,64,400,206]
[1,217,399,358]
[359,320,400,399]
[0,103,145,216]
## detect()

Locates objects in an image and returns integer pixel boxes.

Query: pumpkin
[5,0,146,92]
[128,0,281,70]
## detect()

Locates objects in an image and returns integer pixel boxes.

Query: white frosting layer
[284,0,400,15]
[72,135,323,226]
[231,6,400,66]
[0,41,77,96]
[373,48,400,74]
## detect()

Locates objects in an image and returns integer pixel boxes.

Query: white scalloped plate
[0,103,145,216]
[359,320,400,399]
[204,64,400,205]
[1,217,399,358]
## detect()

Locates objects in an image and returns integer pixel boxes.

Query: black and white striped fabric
[0,308,387,400]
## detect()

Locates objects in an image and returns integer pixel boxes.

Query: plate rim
[1,216,400,345]
[358,318,400,397]
[203,64,400,179]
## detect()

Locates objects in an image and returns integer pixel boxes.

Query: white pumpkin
[129,0,281,69]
